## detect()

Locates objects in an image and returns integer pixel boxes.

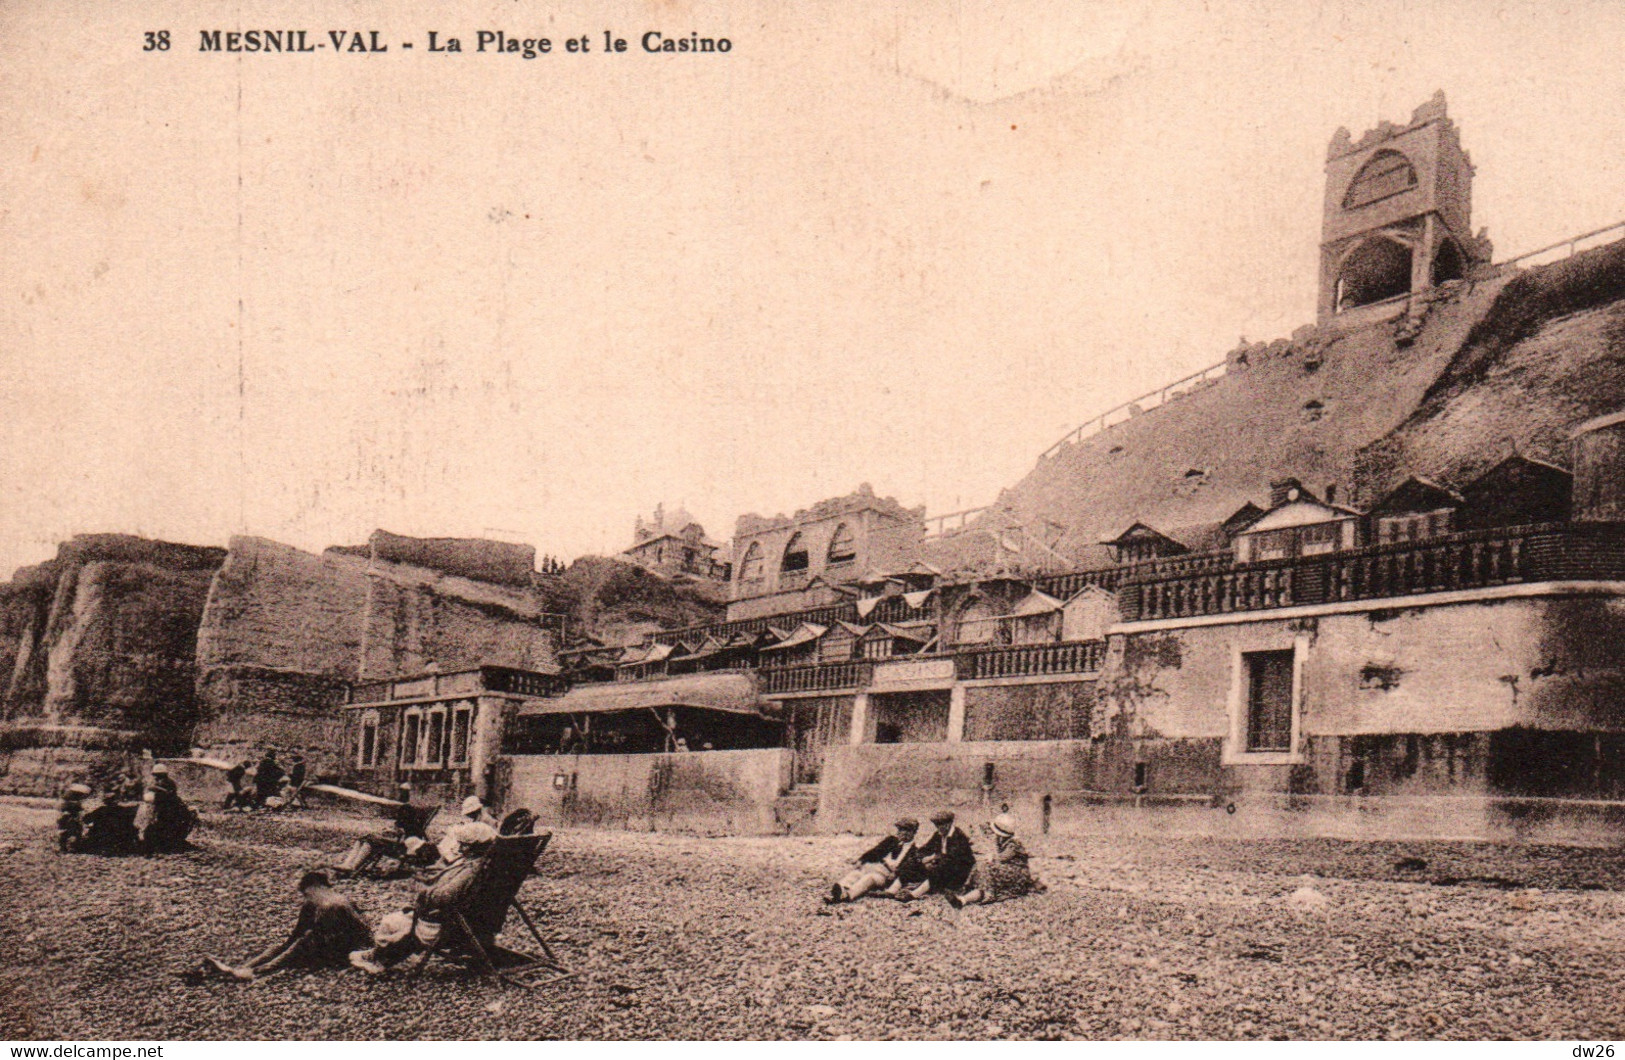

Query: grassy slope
[940,239,1625,569]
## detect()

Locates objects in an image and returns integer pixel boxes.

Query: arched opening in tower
[1432,237,1465,285]
[1336,237,1412,311]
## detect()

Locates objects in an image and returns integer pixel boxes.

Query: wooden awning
[513,672,777,719]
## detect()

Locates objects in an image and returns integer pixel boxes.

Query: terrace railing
[580,525,1625,689]
[1328,528,1538,602]
[954,640,1105,681]
[651,603,860,647]
[1120,523,1616,622]
[864,594,932,625]
[759,660,874,695]
[1038,361,1230,462]
[1034,567,1122,599]
[484,667,568,697]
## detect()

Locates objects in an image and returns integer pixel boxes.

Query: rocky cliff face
[1354,238,1625,492]
[192,534,564,771]
[538,555,728,647]
[0,530,729,792]
[0,535,226,792]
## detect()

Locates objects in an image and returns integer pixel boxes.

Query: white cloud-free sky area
[2,0,1623,577]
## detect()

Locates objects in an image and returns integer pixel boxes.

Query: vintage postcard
[2,0,1624,1044]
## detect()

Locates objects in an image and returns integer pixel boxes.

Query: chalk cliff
[0,535,226,791]
[192,534,563,769]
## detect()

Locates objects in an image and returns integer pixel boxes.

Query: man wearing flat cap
[907,810,976,899]
[827,816,924,903]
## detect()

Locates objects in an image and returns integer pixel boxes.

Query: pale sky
[3,0,1623,577]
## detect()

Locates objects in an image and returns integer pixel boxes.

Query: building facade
[339,664,569,801]
[1317,91,1493,322]
[622,505,729,583]
[302,98,1625,843]
[727,484,927,621]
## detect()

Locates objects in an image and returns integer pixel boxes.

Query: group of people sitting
[57,763,196,855]
[198,793,524,982]
[828,809,1041,909]
[221,750,307,811]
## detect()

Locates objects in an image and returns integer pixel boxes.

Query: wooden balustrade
[1124,525,1608,621]
[954,640,1105,680]
[1036,569,1122,599]
[759,661,874,694]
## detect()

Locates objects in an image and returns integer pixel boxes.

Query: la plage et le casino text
[141,29,732,57]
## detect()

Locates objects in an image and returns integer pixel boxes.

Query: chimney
[1268,478,1308,508]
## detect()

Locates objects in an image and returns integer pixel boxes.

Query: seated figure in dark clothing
[135,764,196,855]
[56,783,92,853]
[222,760,250,810]
[905,809,976,900]
[332,783,434,877]
[284,755,308,808]
[253,750,285,807]
[827,817,924,903]
[198,871,375,982]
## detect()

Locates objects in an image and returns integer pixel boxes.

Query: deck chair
[409,830,573,989]
[334,802,440,879]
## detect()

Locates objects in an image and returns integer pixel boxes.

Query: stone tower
[1317,91,1492,322]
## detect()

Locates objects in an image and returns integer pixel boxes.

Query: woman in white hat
[947,812,1041,908]
[434,795,495,863]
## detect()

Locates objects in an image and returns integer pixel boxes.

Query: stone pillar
[946,685,967,743]
[848,693,870,745]
[1411,213,1438,296]
[471,694,508,803]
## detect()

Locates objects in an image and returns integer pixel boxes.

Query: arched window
[1336,237,1412,310]
[1343,150,1417,210]
[827,523,856,566]
[954,597,997,644]
[739,541,765,583]
[781,532,809,573]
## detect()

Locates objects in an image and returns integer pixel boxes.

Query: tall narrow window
[358,709,380,769]
[401,710,422,768]
[450,703,472,766]
[739,542,765,584]
[1244,650,1295,752]
[781,532,809,573]
[827,523,856,566]
[424,708,446,766]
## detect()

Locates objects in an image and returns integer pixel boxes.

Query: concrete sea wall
[506,749,793,835]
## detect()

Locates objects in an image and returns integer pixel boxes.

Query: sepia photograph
[2,0,1625,1044]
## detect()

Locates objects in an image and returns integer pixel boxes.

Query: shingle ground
[2,803,1623,1040]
